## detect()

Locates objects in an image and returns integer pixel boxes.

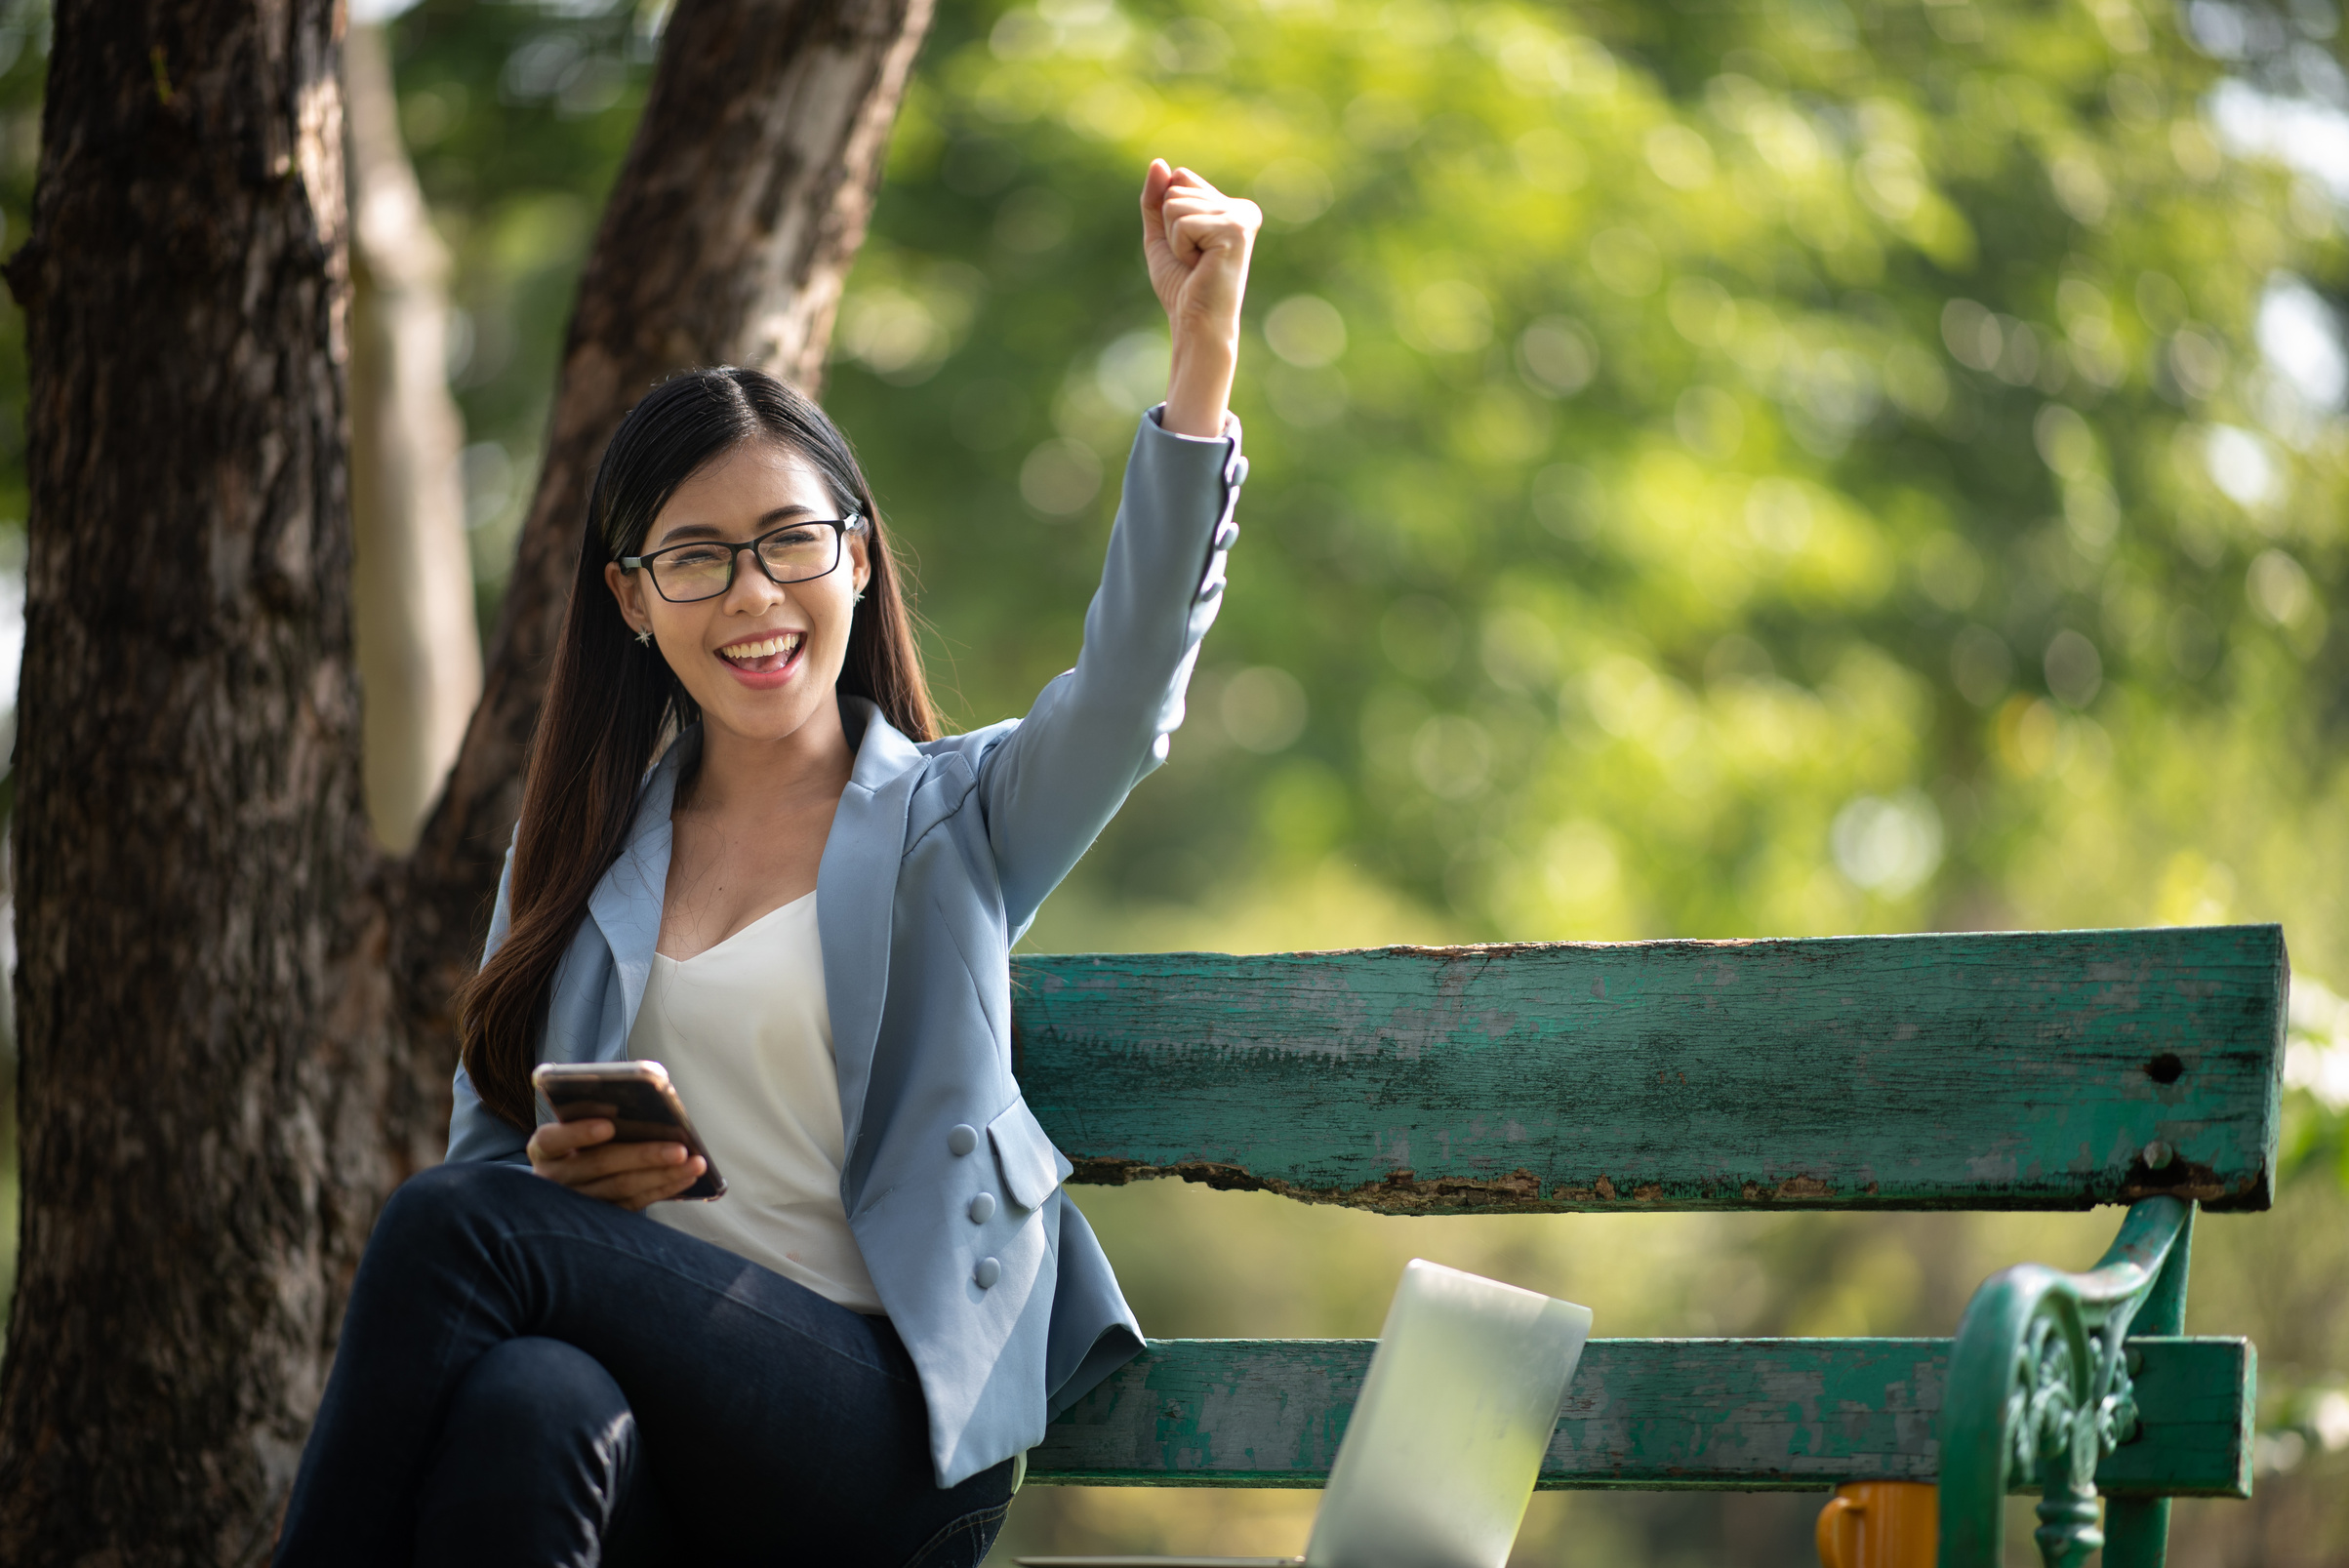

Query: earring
[636,627,653,647]
[853,590,867,606]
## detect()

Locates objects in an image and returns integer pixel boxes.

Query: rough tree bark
[0,0,934,1558]
[0,0,395,1559]
[347,21,481,855]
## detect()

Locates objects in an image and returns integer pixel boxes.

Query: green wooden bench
[1005,924,2285,1568]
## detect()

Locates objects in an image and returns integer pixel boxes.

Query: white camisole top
[625,890,884,1313]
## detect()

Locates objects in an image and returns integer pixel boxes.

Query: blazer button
[947,1124,979,1156]
[974,1257,1002,1290]
[969,1192,997,1224]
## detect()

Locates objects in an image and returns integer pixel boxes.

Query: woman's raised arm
[973,162,1259,934]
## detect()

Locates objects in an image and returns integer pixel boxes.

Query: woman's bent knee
[450,1337,629,1436]
[370,1161,534,1259]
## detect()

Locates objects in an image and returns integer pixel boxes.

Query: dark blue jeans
[275,1162,1015,1568]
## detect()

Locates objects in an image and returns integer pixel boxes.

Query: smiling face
[603,438,870,749]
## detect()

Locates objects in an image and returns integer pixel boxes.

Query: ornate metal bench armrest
[1939,1195,2197,1568]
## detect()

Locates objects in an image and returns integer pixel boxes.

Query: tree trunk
[347,20,481,855]
[396,0,936,1074]
[0,0,397,1560]
[0,0,934,1557]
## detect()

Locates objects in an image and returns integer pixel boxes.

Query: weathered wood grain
[1028,1337,2251,1497]
[2097,1332,2255,1498]
[1011,927,2287,1213]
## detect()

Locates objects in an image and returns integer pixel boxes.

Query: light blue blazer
[447,407,1246,1487]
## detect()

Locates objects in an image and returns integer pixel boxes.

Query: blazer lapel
[587,729,692,1058]
[822,698,923,1153]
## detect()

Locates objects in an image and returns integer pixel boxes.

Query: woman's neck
[684,695,857,819]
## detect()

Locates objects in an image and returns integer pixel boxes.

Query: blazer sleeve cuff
[1139,403,1248,602]
[1145,401,1240,445]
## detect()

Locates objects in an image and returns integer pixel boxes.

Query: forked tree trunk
[0,0,393,1559]
[0,0,933,1557]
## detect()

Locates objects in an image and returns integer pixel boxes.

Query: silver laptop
[1019,1259,1593,1568]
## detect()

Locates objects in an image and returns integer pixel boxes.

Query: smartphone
[531,1060,727,1201]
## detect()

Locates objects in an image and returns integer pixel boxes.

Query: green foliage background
[11,0,2349,1557]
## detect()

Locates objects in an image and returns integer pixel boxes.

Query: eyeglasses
[621,515,866,604]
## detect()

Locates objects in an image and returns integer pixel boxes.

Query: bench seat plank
[1012,927,2285,1213]
[1026,1337,2250,1496]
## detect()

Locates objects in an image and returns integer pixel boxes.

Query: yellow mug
[1815,1481,1938,1568]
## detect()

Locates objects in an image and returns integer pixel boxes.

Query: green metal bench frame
[1006,925,2284,1568]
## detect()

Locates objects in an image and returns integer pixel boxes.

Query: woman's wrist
[1161,332,1237,438]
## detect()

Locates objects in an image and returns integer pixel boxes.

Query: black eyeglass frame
[619,514,867,604]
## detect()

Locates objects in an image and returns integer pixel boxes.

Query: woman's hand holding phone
[527,1118,709,1211]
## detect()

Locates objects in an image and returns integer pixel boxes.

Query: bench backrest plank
[1012,925,2285,1213]
[1027,1337,2251,1497]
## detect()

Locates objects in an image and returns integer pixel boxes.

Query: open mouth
[717,631,805,677]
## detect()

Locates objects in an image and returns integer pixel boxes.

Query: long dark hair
[458,367,936,1130]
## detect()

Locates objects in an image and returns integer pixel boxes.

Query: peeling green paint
[1011,926,2286,1213]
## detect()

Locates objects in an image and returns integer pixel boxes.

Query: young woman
[274,161,1258,1567]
